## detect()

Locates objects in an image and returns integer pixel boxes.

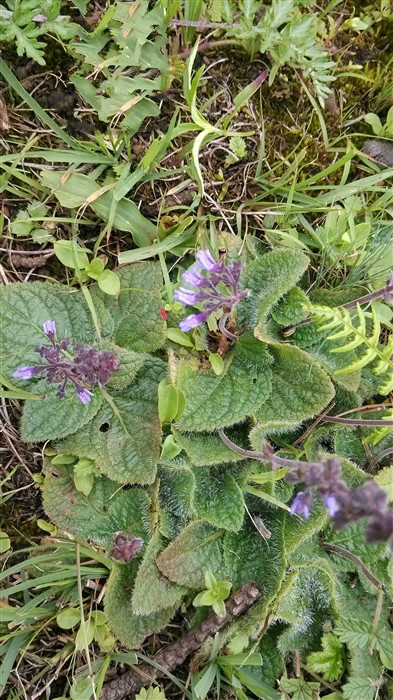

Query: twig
[100,582,261,700]
[321,416,393,427]
[323,543,383,590]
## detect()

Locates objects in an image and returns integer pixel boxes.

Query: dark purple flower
[365,511,393,549]
[12,321,118,404]
[176,251,248,332]
[290,490,313,518]
[108,532,143,563]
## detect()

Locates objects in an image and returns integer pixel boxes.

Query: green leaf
[208,352,224,375]
[132,533,187,615]
[335,618,372,650]
[156,521,225,588]
[86,258,105,278]
[56,607,81,629]
[235,332,273,371]
[0,281,94,377]
[97,269,120,296]
[91,262,166,352]
[43,463,151,549]
[238,249,309,329]
[192,466,244,531]
[342,676,378,700]
[307,633,345,681]
[166,327,194,347]
[224,511,286,603]
[54,240,90,269]
[171,427,248,466]
[105,561,176,649]
[158,380,179,424]
[280,678,320,700]
[41,171,156,246]
[21,380,103,442]
[251,343,335,438]
[175,353,272,432]
[0,531,11,554]
[57,358,165,484]
[160,435,182,460]
[271,286,310,326]
[135,688,167,700]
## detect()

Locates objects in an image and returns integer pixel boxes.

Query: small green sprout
[193,571,232,618]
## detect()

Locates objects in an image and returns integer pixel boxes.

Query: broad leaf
[224,510,286,604]
[21,380,103,442]
[238,249,309,328]
[43,463,151,549]
[175,354,272,432]
[57,357,165,483]
[342,677,377,700]
[171,427,248,466]
[105,562,176,649]
[192,466,245,531]
[132,533,188,615]
[251,344,335,439]
[0,281,94,376]
[156,521,225,588]
[91,262,167,352]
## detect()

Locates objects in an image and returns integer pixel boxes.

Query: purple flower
[12,321,118,404]
[176,251,248,332]
[324,494,339,517]
[196,250,222,272]
[43,320,56,341]
[179,312,208,332]
[290,490,312,519]
[13,366,40,380]
[76,387,95,405]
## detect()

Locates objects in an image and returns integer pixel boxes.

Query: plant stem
[323,543,383,590]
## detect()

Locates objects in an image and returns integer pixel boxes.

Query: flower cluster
[284,456,393,550]
[175,250,248,333]
[13,321,118,404]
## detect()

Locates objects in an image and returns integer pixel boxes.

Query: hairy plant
[2,245,393,699]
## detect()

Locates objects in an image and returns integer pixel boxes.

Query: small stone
[362,139,393,168]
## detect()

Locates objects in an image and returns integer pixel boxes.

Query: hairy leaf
[238,248,309,328]
[171,427,248,466]
[192,466,244,531]
[92,262,166,352]
[132,533,187,615]
[43,463,151,548]
[57,357,165,483]
[251,343,335,438]
[175,354,272,432]
[307,633,345,681]
[156,521,225,588]
[105,562,176,648]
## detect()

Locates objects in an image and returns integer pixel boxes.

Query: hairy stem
[323,543,382,590]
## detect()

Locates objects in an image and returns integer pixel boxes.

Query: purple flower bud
[179,312,208,332]
[196,250,222,272]
[76,387,94,404]
[290,490,312,519]
[324,494,339,517]
[13,366,41,379]
[182,267,205,287]
[174,287,202,306]
[42,320,56,340]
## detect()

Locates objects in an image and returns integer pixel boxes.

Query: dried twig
[100,582,261,700]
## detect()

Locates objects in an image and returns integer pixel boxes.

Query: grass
[1,0,393,698]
